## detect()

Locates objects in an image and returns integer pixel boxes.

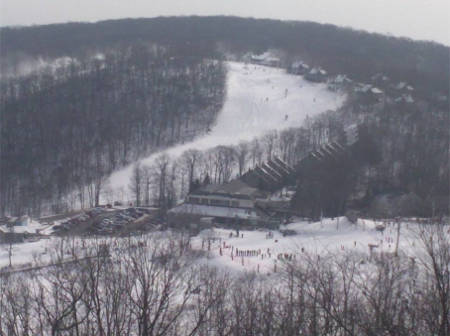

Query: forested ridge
[0,16,448,217]
[0,45,226,216]
[2,16,448,96]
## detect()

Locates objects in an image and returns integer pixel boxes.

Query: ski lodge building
[168,157,296,227]
[169,126,358,229]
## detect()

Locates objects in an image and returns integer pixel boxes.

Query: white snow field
[191,218,445,275]
[108,61,345,191]
[2,217,442,273]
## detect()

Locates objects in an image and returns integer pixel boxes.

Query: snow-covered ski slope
[109,61,345,190]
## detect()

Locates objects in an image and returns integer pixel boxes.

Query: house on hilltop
[388,81,415,100]
[371,73,390,88]
[395,94,415,104]
[353,83,385,104]
[290,61,310,75]
[328,74,353,92]
[248,52,281,67]
[304,67,328,83]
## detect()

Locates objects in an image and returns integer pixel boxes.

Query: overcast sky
[1,0,449,45]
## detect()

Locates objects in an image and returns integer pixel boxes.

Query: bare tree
[262,130,278,161]
[34,263,90,335]
[235,142,249,177]
[210,146,236,184]
[249,139,263,168]
[149,154,171,216]
[124,235,196,336]
[218,146,236,183]
[278,128,296,165]
[416,223,450,336]
[185,266,231,336]
[129,163,143,206]
[180,149,203,192]
[142,165,153,206]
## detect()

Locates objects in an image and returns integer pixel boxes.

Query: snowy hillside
[108,62,345,191]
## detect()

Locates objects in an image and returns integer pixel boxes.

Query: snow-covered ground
[0,238,55,269]
[2,217,441,273]
[108,62,345,191]
[192,218,439,275]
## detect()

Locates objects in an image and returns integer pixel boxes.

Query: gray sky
[1,0,449,45]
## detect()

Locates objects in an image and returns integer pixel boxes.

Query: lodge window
[210,199,229,207]
[189,197,200,204]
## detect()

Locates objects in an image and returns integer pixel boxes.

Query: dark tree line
[290,123,375,220]
[292,103,449,219]
[341,94,450,216]
[293,153,358,220]
[0,44,226,216]
[2,16,448,97]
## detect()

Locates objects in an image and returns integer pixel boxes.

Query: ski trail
[108,61,345,191]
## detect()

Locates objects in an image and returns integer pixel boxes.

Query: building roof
[355,83,372,93]
[371,73,390,83]
[395,82,407,90]
[251,52,280,63]
[334,74,352,83]
[304,140,348,165]
[241,157,296,192]
[292,61,310,69]
[309,67,327,76]
[395,94,414,103]
[371,87,384,94]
